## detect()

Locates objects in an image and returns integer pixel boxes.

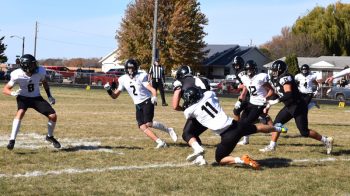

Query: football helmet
[20,54,38,74]
[175,65,192,80]
[232,56,245,72]
[271,60,288,80]
[182,86,204,108]
[300,64,310,76]
[244,60,258,77]
[124,59,139,78]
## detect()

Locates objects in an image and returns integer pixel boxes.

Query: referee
[148,58,168,106]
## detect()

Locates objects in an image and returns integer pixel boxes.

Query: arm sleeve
[333,68,350,79]
[117,77,124,91]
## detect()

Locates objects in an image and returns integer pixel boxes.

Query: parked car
[106,68,124,76]
[73,72,119,86]
[326,86,350,101]
[164,76,175,90]
[45,69,63,83]
[217,79,240,95]
[44,66,75,80]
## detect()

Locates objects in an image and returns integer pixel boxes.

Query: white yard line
[0,158,349,178]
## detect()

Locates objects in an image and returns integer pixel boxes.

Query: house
[201,45,271,79]
[98,49,124,72]
[263,56,350,82]
[100,45,271,78]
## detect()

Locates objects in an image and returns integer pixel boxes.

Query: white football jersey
[241,73,269,106]
[117,72,152,104]
[8,66,46,97]
[184,91,233,135]
[294,73,317,94]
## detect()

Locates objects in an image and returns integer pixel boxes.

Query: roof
[202,45,251,67]
[263,56,350,70]
[98,49,118,63]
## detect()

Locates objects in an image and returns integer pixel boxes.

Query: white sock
[243,136,249,142]
[191,141,204,152]
[234,157,244,164]
[321,136,327,144]
[10,119,21,140]
[152,121,169,133]
[269,141,276,148]
[156,138,163,144]
[47,121,56,137]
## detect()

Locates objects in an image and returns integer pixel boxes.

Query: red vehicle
[217,79,240,95]
[91,73,119,86]
[74,72,119,86]
[44,66,75,80]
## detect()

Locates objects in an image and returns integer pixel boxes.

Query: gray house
[200,45,271,79]
[263,56,350,81]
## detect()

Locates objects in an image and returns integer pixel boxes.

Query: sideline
[1,157,349,178]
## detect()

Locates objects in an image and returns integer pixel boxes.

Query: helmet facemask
[20,55,38,74]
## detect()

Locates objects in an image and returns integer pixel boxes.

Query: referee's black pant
[152,79,167,105]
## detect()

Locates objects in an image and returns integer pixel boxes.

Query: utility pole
[151,0,158,64]
[34,21,38,58]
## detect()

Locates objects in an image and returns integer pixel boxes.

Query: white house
[99,49,124,72]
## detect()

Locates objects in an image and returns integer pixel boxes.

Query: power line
[39,22,114,39]
[38,36,114,49]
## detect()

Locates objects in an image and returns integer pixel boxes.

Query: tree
[285,54,299,76]
[292,2,350,56]
[0,36,8,63]
[116,0,208,72]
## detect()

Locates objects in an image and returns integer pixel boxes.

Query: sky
[1,0,348,63]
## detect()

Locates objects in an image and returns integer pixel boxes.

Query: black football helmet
[300,64,310,76]
[175,65,192,80]
[124,59,139,78]
[20,54,38,74]
[182,86,204,108]
[244,60,258,77]
[271,60,288,80]
[232,56,245,73]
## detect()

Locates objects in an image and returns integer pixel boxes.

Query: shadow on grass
[61,145,143,152]
[258,157,293,168]
[331,149,350,156]
[170,142,217,149]
[14,151,38,155]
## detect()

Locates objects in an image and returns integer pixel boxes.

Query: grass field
[0,84,349,195]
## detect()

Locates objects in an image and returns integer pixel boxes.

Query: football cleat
[46,136,61,149]
[186,149,205,162]
[155,140,167,149]
[7,140,15,150]
[259,145,276,152]
[192,155,207,166]
[325,137,334,155]
[241,154,260,170]
[274,123,288,133]
[168,128,178,142]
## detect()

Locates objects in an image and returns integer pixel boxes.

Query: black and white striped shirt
[149,64,165,82]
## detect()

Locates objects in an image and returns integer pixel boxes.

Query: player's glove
[10,90,20,97]
[104,82,113,95]
[234,100,242,109]
[151,96,158,105]
[104,82,111,90]
[173,80,182,91]
[267,99,280,106]
[48,96,56,105]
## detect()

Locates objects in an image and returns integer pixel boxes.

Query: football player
[172,65,210,165]
[231,56,248,122]
[104,59,177,148]
[260,60,334,154]
[182,86,288,169]
[237,60,275,145]
[294,64,322,109]
[2,54,60,150]
[325,66,350,84]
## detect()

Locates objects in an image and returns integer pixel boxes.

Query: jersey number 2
[201,102,218,118]
[130,85,138,95]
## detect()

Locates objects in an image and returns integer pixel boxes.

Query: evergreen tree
[0,36,8,63]
[285,54,299,76]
